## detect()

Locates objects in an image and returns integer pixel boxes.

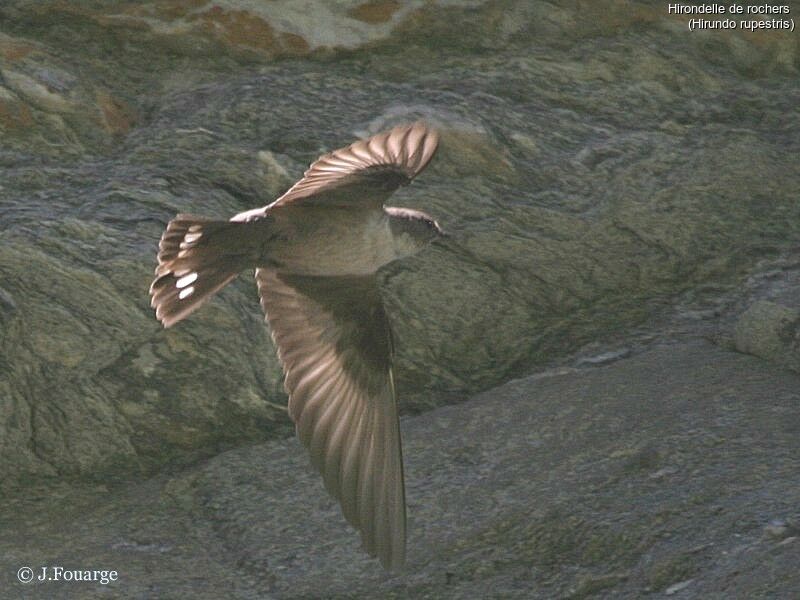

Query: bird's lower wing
[255,268,406,569]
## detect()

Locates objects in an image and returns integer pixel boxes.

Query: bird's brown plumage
[255,270,405,568]
[150,122,441,569]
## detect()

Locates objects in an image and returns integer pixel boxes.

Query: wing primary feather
[266,122,439,209]
[357,407,379,555]
[386,124,407,161]
[255,268,407,569]
[322,378,358,497]
[296,371,344,445]
[306,371,349,463]
[339,399,367,525]
[367,131,391,161]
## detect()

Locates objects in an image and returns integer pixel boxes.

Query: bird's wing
[255,268,406,569]
[271,121,438,209]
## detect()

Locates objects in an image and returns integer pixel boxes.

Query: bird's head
[386,206,446,259]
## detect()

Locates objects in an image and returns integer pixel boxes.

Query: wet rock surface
[1,0,799,597]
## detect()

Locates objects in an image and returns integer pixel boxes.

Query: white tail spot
[176,272,198,289]
[178,286,195,300]
[188,225,203,233]
[183,232,202,244]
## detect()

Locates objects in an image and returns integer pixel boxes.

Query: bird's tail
[149,214,257,327]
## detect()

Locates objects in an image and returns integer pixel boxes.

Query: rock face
[2,341,799,598]
[735,301,800,374]
[0,0,799,596]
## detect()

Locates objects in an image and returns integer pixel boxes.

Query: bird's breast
[262,209,398,276]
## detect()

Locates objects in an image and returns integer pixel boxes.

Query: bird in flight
[149,122,443,569]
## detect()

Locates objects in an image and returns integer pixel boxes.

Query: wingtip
[405,120,440,176]
[399,120,438,141]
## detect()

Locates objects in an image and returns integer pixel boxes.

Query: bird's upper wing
[270,121,439,209]
[255,268,406,569]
